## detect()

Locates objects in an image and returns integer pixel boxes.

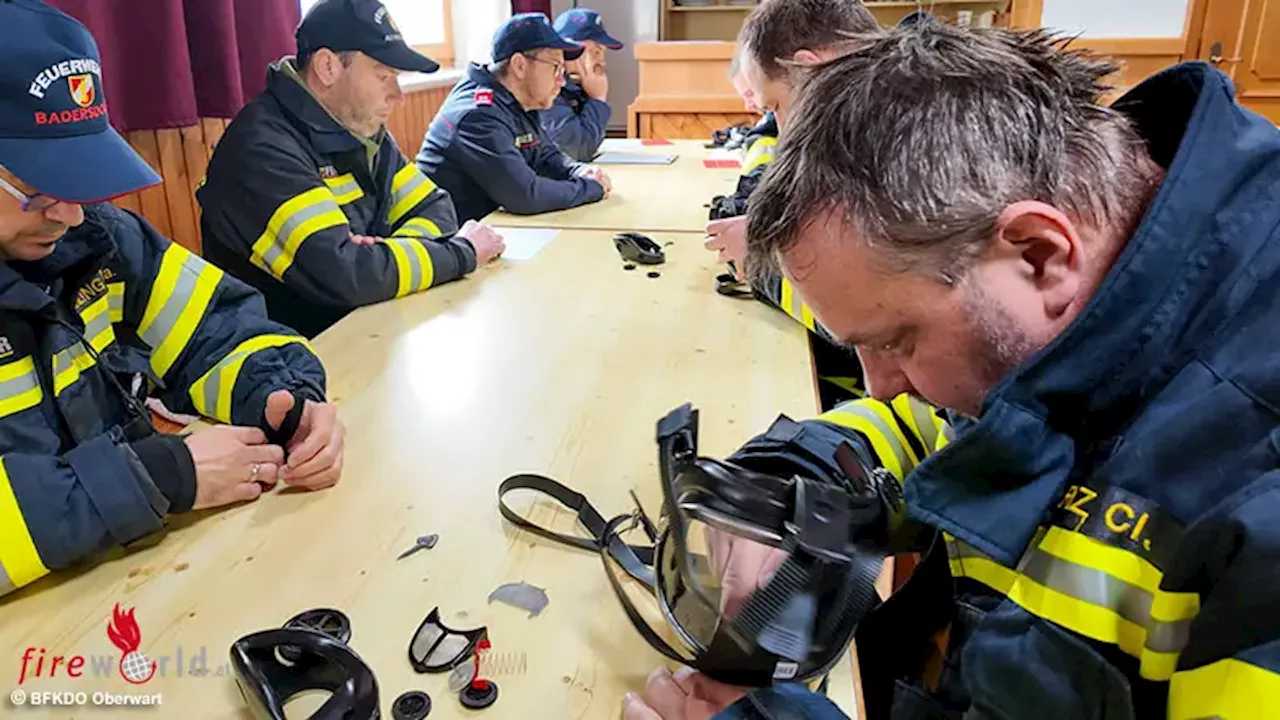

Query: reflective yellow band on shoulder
[107,282,125,323]
[53,295,118,396]
[250,186,349,281]
[388,164,437,227]
[138,244,223,379]
[382,237,436,298]
[778,278,817,332]
[947,526,1199,681]
[0,457,49,594]
[322,173,364,205]
[820,398,919,482]
[394,216,444,239]
[0,357,42,419]
[1169,657,1280,719]
[743,137,776,174]
[189,334,314,423]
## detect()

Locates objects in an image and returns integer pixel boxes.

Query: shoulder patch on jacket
[318,165,339,179]
[474,89,493,107]
[515,133,539,149]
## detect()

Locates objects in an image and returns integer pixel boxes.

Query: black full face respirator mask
[498,402,905,689]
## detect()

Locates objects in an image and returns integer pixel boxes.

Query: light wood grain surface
[486,141,739,234]
[0,228,858,719]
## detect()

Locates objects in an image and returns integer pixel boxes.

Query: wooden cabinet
[1189,0,1280,122]
[659,0,1013,42]
[628,41,756,138]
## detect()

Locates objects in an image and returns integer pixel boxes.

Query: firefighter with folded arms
[0,0,345,597]
[199,0,506,339]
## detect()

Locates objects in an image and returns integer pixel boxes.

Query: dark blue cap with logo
[297,0,439,74]
[553,9,623,50]
[492,13,584,63]
[0,0,161,203]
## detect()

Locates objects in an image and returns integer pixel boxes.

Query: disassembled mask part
[279,608,352,664]
[460,681,499,710]
[230,628,379,720]
[392,690,433,720]
[487,582,549,618]
[408,608,488,674]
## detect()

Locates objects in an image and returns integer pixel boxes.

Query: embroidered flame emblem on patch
[68,74,96,108]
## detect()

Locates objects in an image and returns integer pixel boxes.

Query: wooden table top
[486,140,740,234]
[0,228,861,719]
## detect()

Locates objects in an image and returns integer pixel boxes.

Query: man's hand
[576,165,612,197]
[704,217,749,280]
[185,426,285,510]
[579,57,609,101]
[622,667,750,720]
[706,528,789,618]
[349,233,380,246]
[456,219,506,264]
[264,390,345,491]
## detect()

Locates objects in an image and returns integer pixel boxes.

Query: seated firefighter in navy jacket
[416,13,612,224]
[542,8,624,162]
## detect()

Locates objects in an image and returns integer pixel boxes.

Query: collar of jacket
[267,58,381,158]
[467,63,533,116]
[0,205,116,314]
[904,62,1279,566]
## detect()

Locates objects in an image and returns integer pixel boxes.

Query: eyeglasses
[0,174,58,213]
[521,53,565,77]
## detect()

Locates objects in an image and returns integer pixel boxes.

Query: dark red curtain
[46,0,301,132]
[511,0,550,17]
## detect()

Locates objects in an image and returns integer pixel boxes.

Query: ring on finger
[250,463,261,482]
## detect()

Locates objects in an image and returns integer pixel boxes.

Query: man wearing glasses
[417,13,612,224]
[0,0,345,598]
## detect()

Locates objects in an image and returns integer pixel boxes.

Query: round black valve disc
[279,608,352,663]
[460,681,499,710]
[392,690,433,720]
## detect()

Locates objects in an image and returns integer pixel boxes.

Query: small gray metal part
[398,534,439,560]
[487,582,549,618]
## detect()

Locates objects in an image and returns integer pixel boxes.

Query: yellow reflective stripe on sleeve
[947,526,1199,681]
[322,173,364,205]
[250,187,349,281]
[188,334,314,423]
[892,395,943,461]
[0,457,49,594]
[107,282,124,323]
[743,137,776,174]
[778,278,817,331]
[53,296,117,395]
[394,216,444,239]
[1169,657,1280,720]
[387,164,437,227]
[382,237,436,297]
[820,399,914,481]
[0,358,42,419]
[137,244,223,379]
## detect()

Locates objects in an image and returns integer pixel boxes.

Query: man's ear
[792,49,822,66]
[311,49,343,88]
[991,201,1084,319]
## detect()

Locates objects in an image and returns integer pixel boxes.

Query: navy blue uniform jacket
[416,64,605,224]
[541,78,610,162]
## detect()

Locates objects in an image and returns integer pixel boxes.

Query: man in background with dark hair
[200,0,505,339]
[627,20,1280,720]
[706,0,879,406]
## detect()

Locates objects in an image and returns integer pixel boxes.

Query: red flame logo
[106,604,156,685]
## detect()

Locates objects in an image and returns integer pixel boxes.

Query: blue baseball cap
[297,0,439,74]
[493,13,584,64]
[553,9,624,50]
[0,0,160,203]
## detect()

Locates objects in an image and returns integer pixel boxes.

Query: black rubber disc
[279,608,352,663]
[623,263,636,270]
[460,681,499,710]
[647,271,660,278]
[393,690,433,720]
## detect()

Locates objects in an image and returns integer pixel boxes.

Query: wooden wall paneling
[127,131,174,242]
[113,191,142,215]
[648,113,756,140]
[201,118,228,161]
[1008,0,1044,28]
[155,128,200,253]
[180,124,211,252]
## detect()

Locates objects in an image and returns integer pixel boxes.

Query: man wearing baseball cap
[199,0,505,339]
[0,0,345,598]
[417,13,611,224]
[543,8,624,162]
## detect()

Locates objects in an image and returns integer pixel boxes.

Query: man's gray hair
[746,24,1163,280]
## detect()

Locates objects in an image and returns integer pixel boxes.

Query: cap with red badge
[0,0,161,204]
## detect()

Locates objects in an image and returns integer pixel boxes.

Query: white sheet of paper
[497,227,561,261]
[706,148,741,162]
[598,138,644,151]
[593,152,677,165]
